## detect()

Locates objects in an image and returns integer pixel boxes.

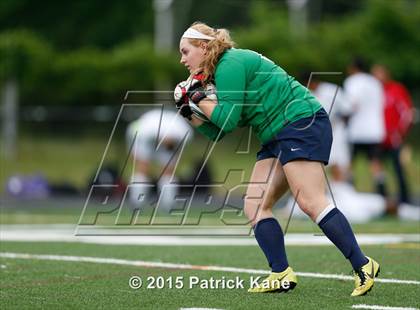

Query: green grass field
[1,201,420,309]
[2,134,420,195]
[1,198,420,234]
[1,133,419,309]
[1,241,419,310]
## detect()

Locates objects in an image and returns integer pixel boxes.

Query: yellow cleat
[248,267,297,293]
[351,256,380,297]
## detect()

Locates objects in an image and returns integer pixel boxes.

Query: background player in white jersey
[296,73,385,223]
[344,57,387,198]
[303,72,352,182]
[126,109,193,211]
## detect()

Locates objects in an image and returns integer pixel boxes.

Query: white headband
[182,28,215,41]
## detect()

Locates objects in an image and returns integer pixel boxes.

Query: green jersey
[197,48,322,143]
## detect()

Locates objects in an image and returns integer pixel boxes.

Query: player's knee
[243,202,258,222]
[244,200,274,225]
[296,197,324,219]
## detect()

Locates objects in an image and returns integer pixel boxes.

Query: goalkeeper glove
[173,73,205,118]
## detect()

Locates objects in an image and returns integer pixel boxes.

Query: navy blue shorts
[256,109,333,165]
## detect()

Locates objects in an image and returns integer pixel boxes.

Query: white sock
[315,204,336,224]
[157,175,178,212]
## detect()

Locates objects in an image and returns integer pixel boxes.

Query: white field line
[1,226,419,246]
[1,252,419,286]
[352,304,419,310]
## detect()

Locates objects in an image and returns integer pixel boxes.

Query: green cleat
[248,267,297,293]
[351,256,380,297]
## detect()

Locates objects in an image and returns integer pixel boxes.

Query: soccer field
[1,200,419,309]
[2,1,420,309]
[1,239,419,309]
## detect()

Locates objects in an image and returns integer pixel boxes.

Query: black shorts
[256,109,333,165]
[352,143,383,161]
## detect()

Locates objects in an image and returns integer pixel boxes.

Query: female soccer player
[174,22,379,296]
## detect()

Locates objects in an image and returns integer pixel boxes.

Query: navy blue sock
[318,208,368,270]
[254,218,289,272]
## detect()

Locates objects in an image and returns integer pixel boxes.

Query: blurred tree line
[0,0,419,108]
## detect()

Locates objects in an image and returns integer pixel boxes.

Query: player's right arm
[210,59,245,133]
[195,121,226,141]
[188,102,225,142]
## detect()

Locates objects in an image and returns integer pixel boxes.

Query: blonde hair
[186,22,235,83]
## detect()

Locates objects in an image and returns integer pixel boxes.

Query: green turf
[2,198,420,235]
[1,242,419,309]
[2,134,420,195]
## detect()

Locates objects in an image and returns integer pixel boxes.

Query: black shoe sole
[270,282,297,294]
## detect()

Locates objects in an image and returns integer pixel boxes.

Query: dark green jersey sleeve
[210,59,245,133]
[201,48,322,144]
[196,121,226,141]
